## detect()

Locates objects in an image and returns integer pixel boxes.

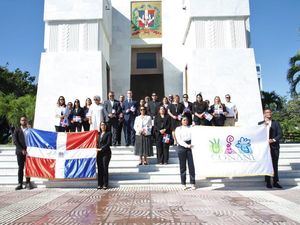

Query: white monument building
[34,0,263,131]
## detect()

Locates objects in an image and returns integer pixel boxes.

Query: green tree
[0,65,37,143]
[287,52,300,98]
[261,91,284,111]
[0,65,36,97]
[6,95,36,127]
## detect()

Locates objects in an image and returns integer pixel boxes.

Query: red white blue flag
[25,129,98,179]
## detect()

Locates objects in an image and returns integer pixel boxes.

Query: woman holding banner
[96,122,112,190]
[175,116,196,190]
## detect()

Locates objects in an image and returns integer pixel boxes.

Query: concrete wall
[34,52,104,131]
[183,0,263,126]
[109,0,131,98]
[35,0,111,131]
[186,49,263,126]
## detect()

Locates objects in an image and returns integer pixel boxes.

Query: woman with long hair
[96,122,112,190]
[54,96,69,132]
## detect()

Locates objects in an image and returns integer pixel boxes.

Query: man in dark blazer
[181,94,193,126]
[103,91,121,146]
[13,116,33,190]
[122,90,138,146]
[258,108,283,189]
[148,93,161,119]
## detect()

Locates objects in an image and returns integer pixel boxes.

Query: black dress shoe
[103,186,108,190]
[125,144,130,147]
[25,182,33,190]
[15,184,23,191]
[266,183,272,189]
[273,183,283,189]
[97,186,103,190]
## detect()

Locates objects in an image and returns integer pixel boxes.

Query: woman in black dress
[193,93,209,126]
[71,99,84,132]
[168,95,184,145]
[96,122,112,190]
[83,98,92,131]
[154,106,171,164]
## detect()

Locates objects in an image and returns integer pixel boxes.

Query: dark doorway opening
[130,74,164,101]
[131,47,164,101]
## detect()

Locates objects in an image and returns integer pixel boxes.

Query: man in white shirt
[224,94,238,126]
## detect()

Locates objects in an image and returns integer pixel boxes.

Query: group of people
[13,90,282,191]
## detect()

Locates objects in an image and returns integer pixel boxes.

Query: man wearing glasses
[224,94,238,126]
[103,91,121,146]
[123,90,138,146]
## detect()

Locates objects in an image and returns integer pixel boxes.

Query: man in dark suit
[116,95,125,145]
[123,90,138,146]
[13,116,33,190]
[181,94,193,126]
[258,108,283,189]
[148,92,161,119]
[103,91,121,146]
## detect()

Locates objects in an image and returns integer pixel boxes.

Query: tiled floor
[0,186,299,225]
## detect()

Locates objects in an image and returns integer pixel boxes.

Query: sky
[0,0,299,97]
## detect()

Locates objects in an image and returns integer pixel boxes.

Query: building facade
[34,0,263,131]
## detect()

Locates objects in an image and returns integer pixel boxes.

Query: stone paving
[0,186,300,225]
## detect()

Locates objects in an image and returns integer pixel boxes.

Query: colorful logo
[131,2,162,38]
[209,135,255,161]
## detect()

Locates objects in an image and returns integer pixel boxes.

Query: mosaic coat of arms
[131,1,162,39]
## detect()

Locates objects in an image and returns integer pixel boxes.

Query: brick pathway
[0,186,299,225]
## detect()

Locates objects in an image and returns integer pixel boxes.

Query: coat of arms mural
[131,1,162,38]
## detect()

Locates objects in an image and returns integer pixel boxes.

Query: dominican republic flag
[25,129,98,179]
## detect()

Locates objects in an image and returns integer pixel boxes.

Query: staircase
[0,144,300,188]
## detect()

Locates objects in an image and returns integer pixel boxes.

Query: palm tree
[287,52,300,98]
[261,91,283,111]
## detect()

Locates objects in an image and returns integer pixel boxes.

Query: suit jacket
[97,131,112,153]
[148,100,161,118]
[71,107,84,122]
[103,99,121,122]
[258,120,282,150]
[13,127,26,155]
[122,99,138,121]
[154,115,171,137]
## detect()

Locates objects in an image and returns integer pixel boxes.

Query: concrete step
[39,177,300,188]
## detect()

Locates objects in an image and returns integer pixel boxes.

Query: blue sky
[0,0,299,97]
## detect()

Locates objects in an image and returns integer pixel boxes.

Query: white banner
[191,125,273,178]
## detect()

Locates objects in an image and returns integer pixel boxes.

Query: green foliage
[0,65,36,97]
[287,52,300,98]
[6,95,36,127]
[261,91,284,111]
[272,97,300,142]
[0,65,37,143]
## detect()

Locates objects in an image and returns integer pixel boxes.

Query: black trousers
[55,126,66,132]
[107,118,118,145]
[156,135,170,164]
[70,122,82,132]
[97,151,111,187]
[266,148,279,184]
[82,121,90,131]
[17,153,30,185]
[116,120,124,145]
[124,119,135,145]
[177,146,195,185]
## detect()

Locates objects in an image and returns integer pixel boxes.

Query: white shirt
[134,115,152,136]
[55,106,69,126]
[175,125,192,148]
[21,127,29,146]
[89,103,104,131]
[225,102,237,118]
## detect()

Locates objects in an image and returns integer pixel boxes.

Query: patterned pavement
[0,186,299,225]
